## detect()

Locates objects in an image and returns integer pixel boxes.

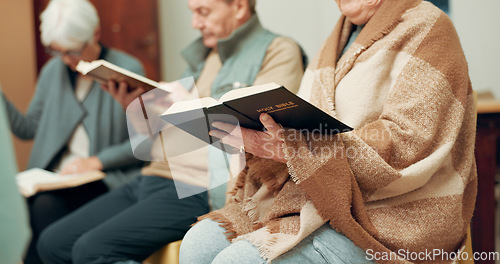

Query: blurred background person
[0,0,144,263]
[0,85,31,264]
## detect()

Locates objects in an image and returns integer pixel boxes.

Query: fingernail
[261,113,269,121]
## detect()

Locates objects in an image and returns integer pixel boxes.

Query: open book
[16,168,105,197]
[160,83,352,151]
[76,60,170,92]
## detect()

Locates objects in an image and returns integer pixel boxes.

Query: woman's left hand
[209,113,288,163]
[101,80,145,110]
[60,157,104,175]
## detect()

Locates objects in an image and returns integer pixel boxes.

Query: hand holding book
[76,60,166,92]
[210,113,288,163]
[101,80,147,109]
[16,168,105,197]
[76,59,173,109]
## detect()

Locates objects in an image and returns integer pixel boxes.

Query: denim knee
[179,219,231,264]
[72,232,103,264]
[211,240,267,264]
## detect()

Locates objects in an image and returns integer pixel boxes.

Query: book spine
[221,102,262,130]
[86,73,108,84]
[203,108,213,144]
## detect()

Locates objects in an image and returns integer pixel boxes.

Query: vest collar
[182,15,265,69]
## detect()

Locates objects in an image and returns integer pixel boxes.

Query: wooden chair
[457,225,475,264]
[143,240,182,264]
[456,91,477,264]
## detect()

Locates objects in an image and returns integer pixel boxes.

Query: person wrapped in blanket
[180,0,477,263]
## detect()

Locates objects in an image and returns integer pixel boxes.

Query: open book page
[16,168,105,197]
[162,82,280,116]
[218,82,280,102]
[162,97,219,115]
[76,60,170,92]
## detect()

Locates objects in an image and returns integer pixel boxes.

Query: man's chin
[202,38,217,49]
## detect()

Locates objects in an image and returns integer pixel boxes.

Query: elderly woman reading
[180,0,476,263]
[1,0,144,263]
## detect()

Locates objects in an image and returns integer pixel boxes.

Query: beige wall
[451,0,500,98]
[0,0,37,170]
[158,0,199,82]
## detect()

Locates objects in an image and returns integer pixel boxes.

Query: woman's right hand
[101,80,145,109]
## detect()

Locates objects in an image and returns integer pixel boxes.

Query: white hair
[40,0,99,49]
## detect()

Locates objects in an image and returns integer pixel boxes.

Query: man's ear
[365,0,382,7]
[233,0,251,21]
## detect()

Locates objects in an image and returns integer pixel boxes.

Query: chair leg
[457,225,474,264]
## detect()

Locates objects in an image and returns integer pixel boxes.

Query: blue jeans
[179,219,375,264]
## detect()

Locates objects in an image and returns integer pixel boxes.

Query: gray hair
[223,0,256,14]
[40,0,99,48]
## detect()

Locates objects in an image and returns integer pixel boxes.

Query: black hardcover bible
[160,83,352,152]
